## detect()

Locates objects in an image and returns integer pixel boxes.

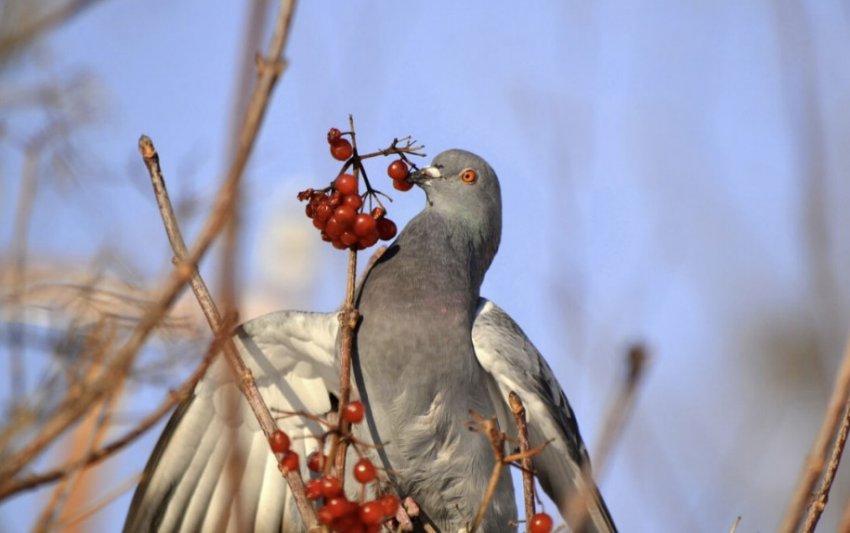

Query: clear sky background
[2,1,850,531]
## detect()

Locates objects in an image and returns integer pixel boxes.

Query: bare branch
[781,337,850,533]
[138,132,317,527]
[802,398,850,533]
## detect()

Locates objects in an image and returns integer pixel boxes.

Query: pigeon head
[409,149,502,277]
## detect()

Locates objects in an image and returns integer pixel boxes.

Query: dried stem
[801,398,850,533]
[509,392,536,523]
[330,115,362,483]
[332,250,358,479]
[138,133,316,527]
[781,336,850,533]
[470,415,506,533]
[508,391,534,520]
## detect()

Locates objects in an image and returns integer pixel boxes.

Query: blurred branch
[0,332,218,499]
[0,0,298,511]
[594,343,649,475]
[568,344,648,531]
[0,0,105,58]
[781,336,850,533]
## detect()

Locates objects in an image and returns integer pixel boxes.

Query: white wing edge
[472,298,618,533]
[124,310,340,533]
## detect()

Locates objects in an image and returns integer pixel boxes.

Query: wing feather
[124,311,339,533]
[472,299,617,533]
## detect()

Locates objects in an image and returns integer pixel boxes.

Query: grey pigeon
[124,149,617,532]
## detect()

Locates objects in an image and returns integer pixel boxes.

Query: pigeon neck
[400,207,498,294]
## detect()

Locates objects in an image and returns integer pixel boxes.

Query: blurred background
[2,1,850,531]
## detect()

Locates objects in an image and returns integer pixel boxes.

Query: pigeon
[124,149,617,532]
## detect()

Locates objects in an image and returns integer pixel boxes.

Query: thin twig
[332,114,361,482]
[332,250,358,479]
[780,336,850,533]
[469,415,506,533]
[508,392,536,523]
[802,398,850,533]
[139,133,317,527]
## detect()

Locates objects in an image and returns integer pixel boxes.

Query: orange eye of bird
[460,169,478,184]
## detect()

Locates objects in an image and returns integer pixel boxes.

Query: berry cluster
[299,126,421,251]
[268,401,400,533]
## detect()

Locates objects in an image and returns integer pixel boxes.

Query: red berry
[325,496,354,519]
[358,229,379,249]
[359,501,383,525]
[393,179,413,192]
[327,127,342,143]
[370,206,385,219]
[334,204,356,227]
[305,203,315,218]
[320,476,343,498]
[331,238,347,250]
[529,512,554,533]
[279,450,299,472]
[376,218,397,241]
[330,139,353,161]
[317,505,335,525]
[305,478,323,500]
[353,458,377,483]
[335,173,358,196]
[344,194,363,210]
[325,217,345,238]
[332,514,362,533]
[342,401,365,423]
[269,430,290,453]
[312,216,327,230]
[340,231,358,247]
[352,214,377,237]
[387,159,408,180]
[315,202,333,222]
[378,494,400,516]
[307,451,326,472]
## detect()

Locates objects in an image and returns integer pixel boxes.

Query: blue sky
[3,1,850,531]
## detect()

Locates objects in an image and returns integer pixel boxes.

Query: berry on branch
[298,123,424,251]
[342,401,365,423]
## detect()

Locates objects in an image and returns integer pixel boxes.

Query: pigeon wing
[124,311,339,533]
[472,299,617,533]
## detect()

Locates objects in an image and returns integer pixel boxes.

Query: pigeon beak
[409,165,442,186]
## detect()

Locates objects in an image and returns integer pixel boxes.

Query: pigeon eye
[460,169,478,184]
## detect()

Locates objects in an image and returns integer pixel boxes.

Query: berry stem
[330,113,361,485]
